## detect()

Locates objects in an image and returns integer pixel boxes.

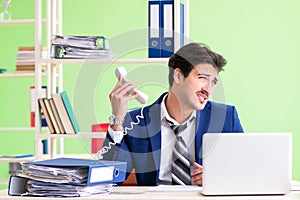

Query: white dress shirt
[159,94,196,184]
[108,93,196,185]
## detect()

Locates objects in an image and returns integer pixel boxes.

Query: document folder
[8,176,28,196]
[148,0,184,58]
[8,175,114,197]
[148,1,162,58]
[20,158,127,186]
[161,0,174,58]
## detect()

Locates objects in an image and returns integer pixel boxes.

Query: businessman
[102,43,244,186]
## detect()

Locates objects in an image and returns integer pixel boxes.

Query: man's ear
[173,68,182,83]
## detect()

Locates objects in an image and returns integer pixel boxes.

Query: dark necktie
[167,120,191,185]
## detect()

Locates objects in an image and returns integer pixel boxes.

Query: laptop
[202,133,292,195]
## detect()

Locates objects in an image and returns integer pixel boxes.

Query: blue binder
[23,158,127,185]
[148,0,184,58]
[161,0,174,58]
[161,0,185,57]
[180,2,184,47]
[148,0,162,58]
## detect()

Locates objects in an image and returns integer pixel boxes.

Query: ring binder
[148,0,184,58]
[161,0,174,58]
[148,1,162,58]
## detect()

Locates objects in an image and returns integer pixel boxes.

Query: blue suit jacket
[103,92,244,186]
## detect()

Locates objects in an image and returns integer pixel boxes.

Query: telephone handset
[115,67,149,104]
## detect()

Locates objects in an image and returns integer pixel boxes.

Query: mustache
[201,89,209,96]
[196,89,209,99]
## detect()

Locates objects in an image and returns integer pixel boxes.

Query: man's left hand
[191,162,203,186]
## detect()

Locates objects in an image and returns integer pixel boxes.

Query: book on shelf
[44,98,61,134]
[60,91,80,133]
[16,65,35,69]
[8,157,127,197]
[0,68,7,73]
[49,98,65,134]
[52,93,76,134]
[0,154,34,159]
[39,93,79,134]
[16,65,46,70]
[30,86,47,127]
[18,46,47,51]
[15,59,35,64]
[38,98,55,134]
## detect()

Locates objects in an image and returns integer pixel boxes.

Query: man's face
[177,63,219,111]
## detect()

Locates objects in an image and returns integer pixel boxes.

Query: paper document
[24,180,113,197]
[52,35,109,50]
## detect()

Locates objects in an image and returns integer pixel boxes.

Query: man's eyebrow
[198,73,211,77]
[198,73,219,83]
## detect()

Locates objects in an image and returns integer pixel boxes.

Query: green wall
[0,0,299,187]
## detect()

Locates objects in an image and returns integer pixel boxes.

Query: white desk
[0,186,300,200]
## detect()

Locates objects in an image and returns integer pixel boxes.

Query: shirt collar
[161,93,196,126]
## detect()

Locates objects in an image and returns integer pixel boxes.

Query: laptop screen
[202,133,292,195]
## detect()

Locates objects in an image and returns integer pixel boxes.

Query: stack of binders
[148,0,185,58]
[8,157,127,197]
[51,35,114,59]
[38,91,80,134]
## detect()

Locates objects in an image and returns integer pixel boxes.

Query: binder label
[150,4,160,37]
[90,166,114,183]
[163,4,173,37]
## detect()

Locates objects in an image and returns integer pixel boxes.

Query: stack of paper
[25,180,113,197]
[8,157,127,197]
[51,35,115,59]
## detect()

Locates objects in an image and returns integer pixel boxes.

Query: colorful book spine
[60,91,80,133]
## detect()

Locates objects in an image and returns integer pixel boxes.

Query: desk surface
[0,186,300,200]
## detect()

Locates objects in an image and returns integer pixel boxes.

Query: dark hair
[168,43,227,87]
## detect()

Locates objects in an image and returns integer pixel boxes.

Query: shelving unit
[0,19,46,26]
[0,17,46,145]
[0,72,46,77]
[0,12,49,186]
[37,132,107,139]
[39,58,170,65]
[2,0,191,162]
[0,127,47,131]
[33,0,190,159]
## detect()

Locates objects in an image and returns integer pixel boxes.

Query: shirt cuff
[108,126,124,144]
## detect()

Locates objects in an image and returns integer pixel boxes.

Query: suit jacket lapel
[195,103,211,164]
[146,98,164,182]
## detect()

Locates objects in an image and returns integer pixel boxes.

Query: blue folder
[8,158,127,196]
[161,0,174,58]
[23,158,126,185]
[148,0,162,58]
[148,0,184,58]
